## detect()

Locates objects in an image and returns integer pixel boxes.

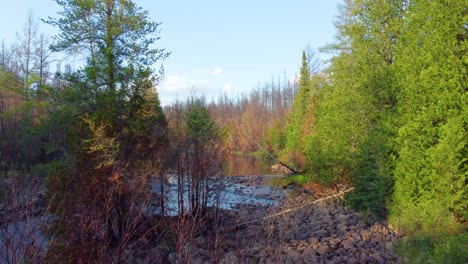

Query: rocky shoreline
[2,175,401,263]
[182,195,399,264]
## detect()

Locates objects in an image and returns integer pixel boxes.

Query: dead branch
[228,187,354,229]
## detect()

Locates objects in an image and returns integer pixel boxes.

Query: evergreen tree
[285,50,310,150]
[391,0,467,234]
[282,50,311,169]
[185,98,222,212]
[306,0,403,218]
[44,0,169,260]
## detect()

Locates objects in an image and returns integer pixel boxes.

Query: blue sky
[0,0,341,106]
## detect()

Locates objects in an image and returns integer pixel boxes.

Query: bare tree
[35,33,52,87]
[15,11,39,100]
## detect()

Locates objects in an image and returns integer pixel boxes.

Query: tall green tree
[185,98,222,212]
[281,50,312,169]
[44,0,169,260]
[46,0,168,91]
[391,0,467,234]
[285,50,310,150]
[306,0,403,217]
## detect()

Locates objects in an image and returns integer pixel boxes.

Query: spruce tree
[282,50,311,169]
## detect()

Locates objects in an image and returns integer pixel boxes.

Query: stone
[336,213,348,221]
[342,238,354,250]
[360,229,371,240]
[369,253,385,264]
[316,245,330,255]
[360,252,368,261]
[357,240,366,248]
[295,230,310,241]
[338,223,349,232]
[315,229,329,238]
[249,246,261,255]
[284,248,300,258]
[168,252,177,263]
[302,247,317,256]
[258,250,268,259]
[307,236,318,244]
[192,257,204,264]
[221,252,238,264]
[384,241,393,251]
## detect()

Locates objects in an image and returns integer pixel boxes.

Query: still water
[152,154,289,215]
[223,153,274,176]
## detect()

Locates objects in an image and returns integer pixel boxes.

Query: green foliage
[395,233,468,264]
[390,0,467,234]
[286,174,311,185]
[264,120,286,155]
[81,118,119,169]
[47,0,169,91]
[304,0,402,215]
[285,50,311,152]
[186,100,218,144]
[265,174,311,190]
[0,68,56,170]
[347,136,388,219]
[42,0,169,259]
[44,156,75,214]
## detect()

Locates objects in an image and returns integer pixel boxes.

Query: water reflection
[223,153,275,176]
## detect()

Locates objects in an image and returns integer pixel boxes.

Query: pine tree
[44,0,169,260]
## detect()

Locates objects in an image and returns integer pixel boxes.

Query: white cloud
[223,83,233,93]
[194,68,208,74]
[211,67,223,76]
[194,67,223,76]
[289,74,300,85]
[160,75,190,92]
[158,75,220,106]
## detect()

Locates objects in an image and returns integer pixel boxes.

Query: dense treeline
[259,0,467,258]
[179,0,466,259]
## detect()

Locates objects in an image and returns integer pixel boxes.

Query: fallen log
[235,187,354,227]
